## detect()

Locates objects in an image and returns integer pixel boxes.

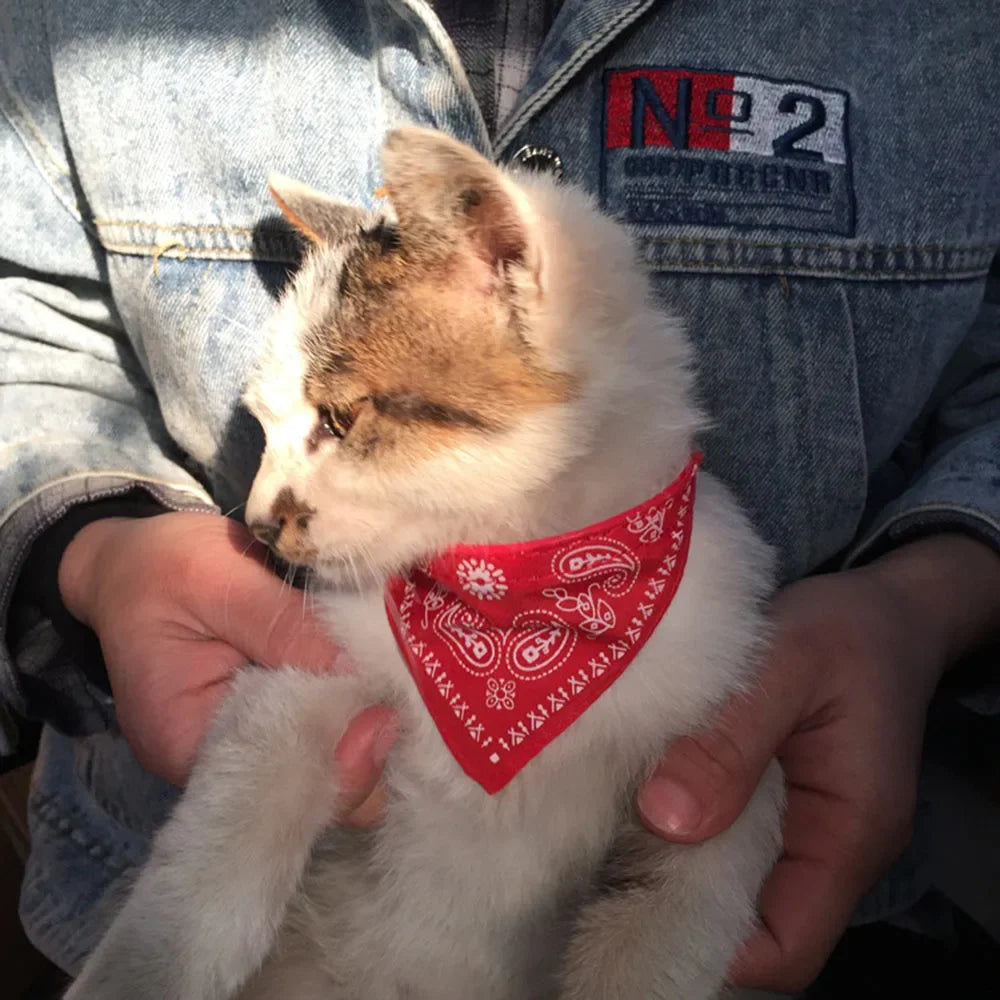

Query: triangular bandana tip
[385,454,701,793]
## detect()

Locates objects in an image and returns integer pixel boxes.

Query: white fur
[69,131,784,1000]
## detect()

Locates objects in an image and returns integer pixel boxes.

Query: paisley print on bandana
[386,455,701,793]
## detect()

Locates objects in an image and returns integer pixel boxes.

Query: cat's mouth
[309,552,393,590]
[252,543,316,588]
[257,546,381,592]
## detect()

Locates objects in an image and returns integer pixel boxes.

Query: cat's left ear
[381,128,537,280]
[268,174,366,244]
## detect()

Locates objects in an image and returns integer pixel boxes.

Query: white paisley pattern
[485,677,516,710]
[626,500,670,543]
[456,558,508,600]
[385,459,699,792]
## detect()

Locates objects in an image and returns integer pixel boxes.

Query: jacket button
[509,144,564,180]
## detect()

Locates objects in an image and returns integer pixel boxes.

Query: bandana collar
[385,454,701,793]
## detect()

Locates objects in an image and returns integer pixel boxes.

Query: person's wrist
[57,516,134,627]
[860,532,1000,693]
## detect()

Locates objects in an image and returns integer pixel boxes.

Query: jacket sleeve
[0,49,216,755]
[847,258,1000,566]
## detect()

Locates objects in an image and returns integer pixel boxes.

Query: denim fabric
[1,0,998,975]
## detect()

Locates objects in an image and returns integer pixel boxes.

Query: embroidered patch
[602,67,854,236]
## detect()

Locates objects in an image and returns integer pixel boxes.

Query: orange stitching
[2,86,70,179]
[152,241,187,276]
[94,218,259,236]
[100,240,297,261]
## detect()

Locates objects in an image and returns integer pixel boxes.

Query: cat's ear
[381,128,532,272]
[267,174,366,244]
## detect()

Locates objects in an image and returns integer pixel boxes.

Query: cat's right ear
[380,128,535,276]
[268,174,366,244]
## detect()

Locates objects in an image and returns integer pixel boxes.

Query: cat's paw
[557,891,726,1000]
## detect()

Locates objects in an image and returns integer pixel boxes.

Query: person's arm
[0,18,398,811]
[639,533,1000,992]
[637,264,1000,992]
[0,29,217,751]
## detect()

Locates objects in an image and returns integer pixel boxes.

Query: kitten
[67,128,784,1000]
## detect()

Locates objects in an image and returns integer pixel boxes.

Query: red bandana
[385,454,701,793]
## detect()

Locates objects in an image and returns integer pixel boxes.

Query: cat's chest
[320,586,629,850]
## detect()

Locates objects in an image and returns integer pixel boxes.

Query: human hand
[636,534,1000,993]
[58,511,396,820]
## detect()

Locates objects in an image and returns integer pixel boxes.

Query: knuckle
[676,728,755,800]
[703,728,755,789]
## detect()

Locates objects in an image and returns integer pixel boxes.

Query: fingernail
[638,776,703,836]
[371,716,399,767]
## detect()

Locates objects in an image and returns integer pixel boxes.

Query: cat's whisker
[358,544,381,587]
[223,502,246,519]
[345,551,360,592]
[281,561,295,599]
[221,533,265,637]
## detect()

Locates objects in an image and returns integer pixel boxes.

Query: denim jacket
[1,0,998,974]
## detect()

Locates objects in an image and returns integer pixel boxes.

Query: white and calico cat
[68,128,784,1000]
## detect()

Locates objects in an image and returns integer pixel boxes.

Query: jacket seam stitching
[0,80,69,179]
[644,260,991,279]
[644,237,996,254]
[29,792,135,873]
[96,220,996,258]
[640,236,997,253]
[495,0,653,153]
[0,73,84,224]
[99,241,298,262]
[93,219,260,235]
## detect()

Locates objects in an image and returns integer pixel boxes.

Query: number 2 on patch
[772,93,827,161]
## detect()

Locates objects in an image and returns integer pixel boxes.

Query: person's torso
[20,0,1000,581]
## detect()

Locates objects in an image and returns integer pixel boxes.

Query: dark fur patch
[272,486,315,527]
[372,392,489,430]
[300,219,575,465]
[597,825,670,898]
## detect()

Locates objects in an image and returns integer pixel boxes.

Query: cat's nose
[249,519,281,548]
[249,487,316,554]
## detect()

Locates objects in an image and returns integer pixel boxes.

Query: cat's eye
[316,404,356,440]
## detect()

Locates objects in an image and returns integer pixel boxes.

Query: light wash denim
[1,0,998,976]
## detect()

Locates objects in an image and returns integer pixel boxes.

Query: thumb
[334,705,398,821]
[637,680,794,843]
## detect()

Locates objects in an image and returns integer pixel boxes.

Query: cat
[67,127,784,1000]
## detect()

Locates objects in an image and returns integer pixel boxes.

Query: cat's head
[244,128,675,586]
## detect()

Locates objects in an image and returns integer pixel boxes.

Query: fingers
[334,705,398,824]
[197,522,343,672]
[637,676,801,842]
[729,780,886,992]
[730,853,858,992]
[729,717,917,992]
